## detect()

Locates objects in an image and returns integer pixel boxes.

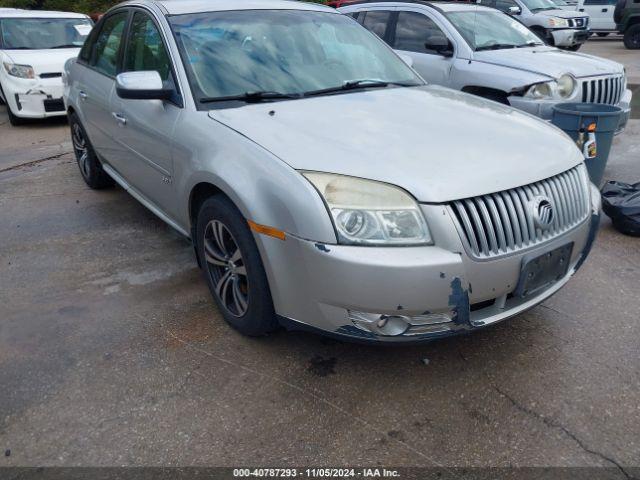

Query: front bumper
[508,88,632,134]
[550,28,591,47]
[258,190,601,344]
[1,75,66,119]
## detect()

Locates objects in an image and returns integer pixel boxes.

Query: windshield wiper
[199,91,300,104]
[50,44,82,49]
[475,43,518,51]
[516,41,544,48]
[303,79,419,97]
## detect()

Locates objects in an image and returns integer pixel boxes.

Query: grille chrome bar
[580,75,624,105]
[450,166,590,260]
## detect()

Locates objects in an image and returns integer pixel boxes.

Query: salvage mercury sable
[0,9,93,125]
[64,0,601,343]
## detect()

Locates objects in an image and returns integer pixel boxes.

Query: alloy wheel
[72,123,90,178]
[203,220,249,317]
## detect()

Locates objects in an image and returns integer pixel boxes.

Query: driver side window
[90,11,128,77]
[393,11,450,55]
[123,11,172,81]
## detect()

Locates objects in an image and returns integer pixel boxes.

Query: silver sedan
[63,0,601,343]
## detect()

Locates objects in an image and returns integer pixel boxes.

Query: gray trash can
[551,103,623,186]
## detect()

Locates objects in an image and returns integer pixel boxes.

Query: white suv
[0,9,92,125]
[340,1,631,132]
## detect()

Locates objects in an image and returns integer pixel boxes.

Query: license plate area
[515,243,573,298]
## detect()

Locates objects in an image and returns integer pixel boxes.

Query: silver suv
[64,0,600,343]
[340,1,631,132]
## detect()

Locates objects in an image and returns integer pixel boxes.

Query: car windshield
[0,17,92,50]
[447,10,544,50]
[520,0,559,12]
[168,10,423,105]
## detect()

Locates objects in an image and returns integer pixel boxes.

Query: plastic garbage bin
[551,103,623,186]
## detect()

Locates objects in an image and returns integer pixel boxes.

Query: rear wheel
[624,24,640,49]
[68,111,114,189]
[196,195,278,336]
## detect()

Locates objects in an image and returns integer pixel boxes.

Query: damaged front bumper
[2,75,66,119]
[508,88,632,134]
[550,28,591,47]
[260,188,601,344]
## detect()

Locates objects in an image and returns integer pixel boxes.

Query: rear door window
[361,10,393,39]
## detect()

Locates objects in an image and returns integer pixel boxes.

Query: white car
[0,9,92,125]
[340,1,631,132]
[576,0,618,35]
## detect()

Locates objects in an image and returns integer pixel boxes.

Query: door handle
[579,8,584,11]
[79,91,88,100]
[112,112,127,126]
[601,8,607,11]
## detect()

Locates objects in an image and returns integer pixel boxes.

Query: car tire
[0,83,26,126]
[623,24,640,49]
[68,111,114,189]
[531,26,553,45]
[565,44,582,51]
[196,195,279,336]
[614,0,627,24]
[596,32,610,37]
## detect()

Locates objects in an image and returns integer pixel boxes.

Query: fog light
[348,310,453,337]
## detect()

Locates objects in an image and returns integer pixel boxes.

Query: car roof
[339,0,497,13]
[152,0,336,15]
[0,9,88,18]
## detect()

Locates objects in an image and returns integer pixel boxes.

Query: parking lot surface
[1,40,639,472]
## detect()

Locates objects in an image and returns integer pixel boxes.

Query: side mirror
[425,37,454,57]
[116,71,172,100]
[509,6,523,14]
[398,53,414,67]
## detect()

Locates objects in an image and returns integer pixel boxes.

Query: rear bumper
[1,75,66,119]
[258,187,601,344]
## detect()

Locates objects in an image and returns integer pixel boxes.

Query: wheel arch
[461,85,511,104]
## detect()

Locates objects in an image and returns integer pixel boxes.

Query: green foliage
[0,0,118,13]
[0,0,329,14]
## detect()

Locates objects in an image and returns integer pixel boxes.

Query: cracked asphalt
[0,41,639,474]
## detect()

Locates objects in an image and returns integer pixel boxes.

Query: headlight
[547,17,569,28]
[526,81,554,99]
[2,62,35,79]
[557,74,576,98]
[302,172,432,246]
[526,73,576,100]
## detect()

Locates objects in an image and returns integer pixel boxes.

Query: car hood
[2,48,81,75]
[473,46,624,80]
[535,8,587,18]
[209,86,583,203]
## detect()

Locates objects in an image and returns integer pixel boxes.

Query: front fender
[452,59,551,93]
[174,114,337,244]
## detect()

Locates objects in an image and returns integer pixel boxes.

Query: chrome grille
[581,75,625,105]
[450,166,590,260]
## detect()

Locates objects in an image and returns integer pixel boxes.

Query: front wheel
[196,195,278,336]
[565,44,582,51]
[624,24,640,49]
